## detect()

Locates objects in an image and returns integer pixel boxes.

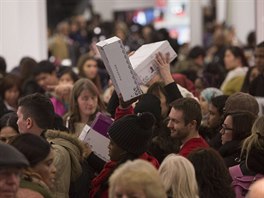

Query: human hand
[83,142,93,158]
[128,51,135,57]
[54,84,73,100]
[155,52,174,85]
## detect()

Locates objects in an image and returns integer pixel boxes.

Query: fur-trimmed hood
[45,130,84,182]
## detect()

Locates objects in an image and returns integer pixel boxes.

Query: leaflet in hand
[78,113,114,161]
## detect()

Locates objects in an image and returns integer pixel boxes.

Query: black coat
[218,140,241,168]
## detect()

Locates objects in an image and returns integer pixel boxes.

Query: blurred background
[0,0,263,70]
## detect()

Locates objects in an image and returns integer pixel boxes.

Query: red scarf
[89,152,159,198]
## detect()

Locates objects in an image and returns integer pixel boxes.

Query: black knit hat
[11,133,51,166]
[0,142,29,168]
[108,112,155,155]
[134,93,161,122]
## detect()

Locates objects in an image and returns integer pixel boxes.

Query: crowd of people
[0,13,264,198]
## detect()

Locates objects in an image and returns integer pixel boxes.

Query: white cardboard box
[78,113,114,162]
[96,37,143,101]
[79,126,110,162]
[130,40,177,84]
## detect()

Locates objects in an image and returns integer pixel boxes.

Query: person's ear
[26,117,33,129]
[188,120,197,130]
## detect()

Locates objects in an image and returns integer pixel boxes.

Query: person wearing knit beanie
[89,112,159,198]
[11,133,51,166]
[108,112,155,159]
[134,93,161,122]
[200,87,223,103]
[11,133,56,192]
[199,87,223,126]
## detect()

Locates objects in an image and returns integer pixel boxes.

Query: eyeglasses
[220,124,233,134]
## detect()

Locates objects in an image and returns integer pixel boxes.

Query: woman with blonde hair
[109,159,166,198]
[229,116,264,197]
[159,154,199,198]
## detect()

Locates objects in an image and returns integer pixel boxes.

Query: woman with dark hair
[0,112,19,143]
[11,133,56,198]
[18,56,44,96]
[188,148,235,198]
[58,68,79,85]
[206,95,229,149]
[218,111,256,167]
[77,54,103,93]
[220,46,248,95]
[0,74,21,113]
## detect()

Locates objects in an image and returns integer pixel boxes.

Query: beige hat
[224,92,259,115]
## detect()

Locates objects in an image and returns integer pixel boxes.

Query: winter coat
[19,178,53,198]
[218,140,241,168]
[45,130,84,198]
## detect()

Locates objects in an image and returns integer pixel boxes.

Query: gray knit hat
[108,112,155,155]
[0,142,29,168]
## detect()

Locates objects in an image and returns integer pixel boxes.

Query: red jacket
[179,137,209,157]
[114,105,134,120]
[89,152,159,198]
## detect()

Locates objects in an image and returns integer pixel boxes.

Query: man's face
[0,168,21,198]
[255,47,264,74]
[167,108,191,142]
[35,72,58,91]
[16,107,28,134]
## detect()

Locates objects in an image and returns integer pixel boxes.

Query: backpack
[229,165,264,198]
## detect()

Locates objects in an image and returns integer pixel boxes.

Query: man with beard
[167,97,208,157]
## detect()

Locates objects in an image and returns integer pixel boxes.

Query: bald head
[246,179,264,198]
